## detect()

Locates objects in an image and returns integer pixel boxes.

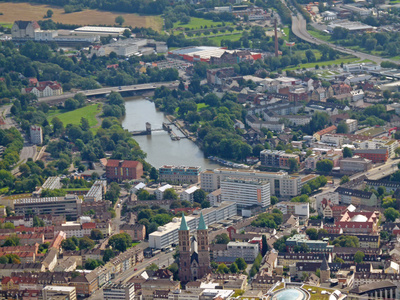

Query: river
[121,97,219,170]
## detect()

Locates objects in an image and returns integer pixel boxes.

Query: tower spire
[180,212,189,231]
[198,212,207,230]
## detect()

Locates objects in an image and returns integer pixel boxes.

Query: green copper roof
[198,212,207,230]
[180,212,189,231]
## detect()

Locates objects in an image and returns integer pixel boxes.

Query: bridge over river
[38,81,179,103]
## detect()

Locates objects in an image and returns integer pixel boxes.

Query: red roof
[82,222,96,229]
[106,159,140,168]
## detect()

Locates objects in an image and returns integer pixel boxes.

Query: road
[289,9,395,65]
[38,81,180,103]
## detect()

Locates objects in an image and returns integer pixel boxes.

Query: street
[287,3,396,65]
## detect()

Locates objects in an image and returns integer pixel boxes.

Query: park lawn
[132,242,140,247]
[47,104,102,128]
[285,56,359,71]
[0,2,162,31]
[196,103,209,111]
[173,17,232,30]
[283,27,290,38]
[207,33,242,46]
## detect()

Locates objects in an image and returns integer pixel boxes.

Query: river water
[121,97,219,170]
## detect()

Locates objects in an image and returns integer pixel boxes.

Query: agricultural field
[47,103,102,128]
[0,2,162,30]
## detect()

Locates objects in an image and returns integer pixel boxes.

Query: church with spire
[178,212,211,282]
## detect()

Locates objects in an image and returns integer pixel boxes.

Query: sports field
[48,104,102,128]
[0,2,162,30]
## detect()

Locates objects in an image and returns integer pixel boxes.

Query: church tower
[196,212,211,279]
[178,213,191,282]
[320,254,331,283]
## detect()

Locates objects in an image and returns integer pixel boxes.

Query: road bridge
[38,81,179,103]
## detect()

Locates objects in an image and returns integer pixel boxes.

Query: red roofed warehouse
[106,159,143,181]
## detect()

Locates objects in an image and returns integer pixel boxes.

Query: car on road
[134,268,137,271]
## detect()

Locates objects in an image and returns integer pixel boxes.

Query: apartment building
[13,195,81,218]
[276,202,309,218]
[226,241,259,263]
[30,125,43,145]
[149,201,237,249]
[260,150,300,169]
[200,168,302,197]
[286,234,333,253]
[335,187,379,207]
[220,178,270,208]
[155,184,173,200]
[84,180,107,202]
[180,186,199,203]
[159,165,201,184]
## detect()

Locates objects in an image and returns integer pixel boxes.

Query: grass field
[196,103,209,111]
[0,22,12,29]
[0,3,162,30]
[285,56,359,71]
[307,28,332,42]
[48,104,102,128]
[207,33,242,45]
[173,17,232,30]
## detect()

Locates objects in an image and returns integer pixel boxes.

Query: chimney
[274,19,279,57]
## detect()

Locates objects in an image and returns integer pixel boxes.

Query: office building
[103,283,135,300]
[149,201,237,249]
[339,156,372,173]
[227,241,259,263]
[14,195,81,218]
[354,148,388,163]
[84,180,107,202]
[221,178,270,208]
[42,285,77,300]
[106,159,143,181]
[159,165,201,184]
[30,125,43,145]
[200,168,302,197]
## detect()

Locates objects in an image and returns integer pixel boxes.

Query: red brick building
[106,160,143,181]
[354,148,388,163]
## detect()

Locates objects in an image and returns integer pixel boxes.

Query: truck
[152,249,161,256]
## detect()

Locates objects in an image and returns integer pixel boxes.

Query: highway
[289,8,395,65]
[38,81,180,103]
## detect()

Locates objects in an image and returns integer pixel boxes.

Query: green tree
[340,176,350,185]
[215,233,230,244]
[46,9,53,18]
[115,16,125,25]
[62,238,77,250]
[3,235,19,247]
[343,147,353,158]
[217,263,229,274]
[90,229,104,240]
[306,228,318,240]
[354,251,365,264]
[384,207,400,222]
[316,159,333,173]
[79,237,95,250]
[336,121,349,134]
[108,233,132,252]
[262,235,268,256]
[235,257,247,271]
[103,249,115,263]
[230,262,239,273]
[288,158,299,172]
[146,263,159,271]
[150,167,159,181]
[193,189,206,203]
[163,188,178,200]
[33,216,45,227]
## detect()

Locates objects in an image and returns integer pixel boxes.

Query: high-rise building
[178,213,211,282]
[30,125,43,145]
[221,178,271,208]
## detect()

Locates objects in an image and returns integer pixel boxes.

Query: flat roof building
[149,201,237,249]
[42,285,77,300]
[159,165,201,184]
[42,176,62,190]
[103,283,135,300]
[14,195,81,218]
[73,26,128,36]
[84,180,107,202]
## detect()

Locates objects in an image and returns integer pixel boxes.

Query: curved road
[290,12,395,65]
